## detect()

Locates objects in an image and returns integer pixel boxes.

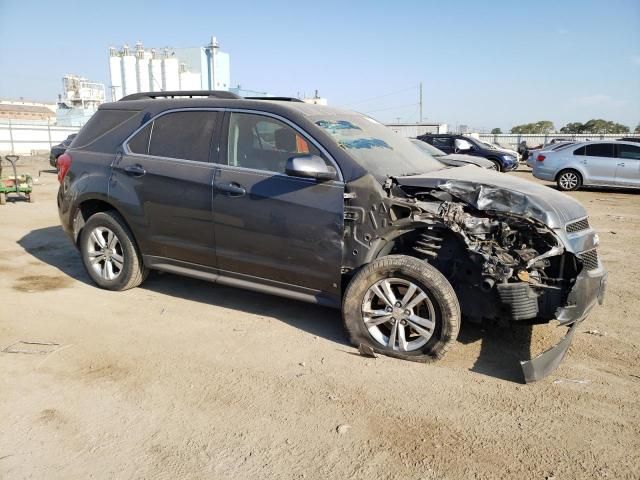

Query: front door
[615,143,640,187]
[110,110,219,267]
[212,111,344,296]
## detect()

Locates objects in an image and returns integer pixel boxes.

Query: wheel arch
[72,198,138,250]
[554,167,584,183]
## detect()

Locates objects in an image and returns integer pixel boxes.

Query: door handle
[123,164,146,177]
[215,182,246,197]
[617,162,625,167]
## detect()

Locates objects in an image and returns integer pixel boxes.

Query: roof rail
[244,96,304,103]
[119,90,241,101]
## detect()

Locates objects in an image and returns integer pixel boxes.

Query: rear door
[212,111,344,298]
[110,109,219,267]
[615,143,640,187]
[582,143,616,185]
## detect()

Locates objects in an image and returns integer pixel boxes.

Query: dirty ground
[1,157,638,479]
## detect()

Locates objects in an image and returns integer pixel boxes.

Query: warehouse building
[386,122,448,137]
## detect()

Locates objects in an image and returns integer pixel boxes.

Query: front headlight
[502,154,516,162]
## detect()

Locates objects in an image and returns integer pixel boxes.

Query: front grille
[566,217,590,233]
[579,249,599,271]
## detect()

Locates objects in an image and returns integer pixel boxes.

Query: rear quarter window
[72,110,138,149]
[573,146,586,156]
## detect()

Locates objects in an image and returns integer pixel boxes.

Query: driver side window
[226,113,327,174]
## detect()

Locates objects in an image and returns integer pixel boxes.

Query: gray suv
[57,91,606,381]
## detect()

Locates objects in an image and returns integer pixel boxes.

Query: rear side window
[128,111,218,162]
[73,110,138,148]
[585,143,615,158]
[573,146,586,156]
[617,144,640,160]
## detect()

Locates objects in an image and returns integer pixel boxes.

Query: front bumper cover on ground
[520,269,607,383]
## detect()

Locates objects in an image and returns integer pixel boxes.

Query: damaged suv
[57,91,607,381]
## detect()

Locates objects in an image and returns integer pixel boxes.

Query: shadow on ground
[458,321,535,383]
[20,225,539,383]
[17,225,91,284]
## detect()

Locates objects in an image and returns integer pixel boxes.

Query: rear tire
[80,211,148,291]
[27,191,34,203]
[343,255,460,362]
[556,169,582,191]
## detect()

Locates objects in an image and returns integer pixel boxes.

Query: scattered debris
[2,341,60,355]
[321,357,326,364]
[336,424,351,435]
[584,329,606,337]
[630,374,640,380]
[553,378,590,385]
[328,394,338,401]
[358,344,378,358]
[299,362,306,367]
[610,231,617,235]
[233,328,246,333]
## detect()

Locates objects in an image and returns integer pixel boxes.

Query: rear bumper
[532,168,556,181]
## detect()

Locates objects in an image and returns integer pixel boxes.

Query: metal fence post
[47,119,53,149]
[8,119,15,155]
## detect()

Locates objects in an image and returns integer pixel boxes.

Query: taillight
[57,153,72,183]
[536,154,545,162]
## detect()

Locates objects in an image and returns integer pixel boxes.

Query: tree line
[490,120,640,135]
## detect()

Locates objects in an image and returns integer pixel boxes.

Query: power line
[361,102,419,114]
[343,85,419,107]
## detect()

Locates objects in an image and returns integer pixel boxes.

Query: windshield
[410,139,446,157]
[312,114,444,179]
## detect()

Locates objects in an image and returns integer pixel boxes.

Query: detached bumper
[556,266,607,325]
[521,266,607,383]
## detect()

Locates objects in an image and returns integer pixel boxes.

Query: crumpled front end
[341,168,606,381]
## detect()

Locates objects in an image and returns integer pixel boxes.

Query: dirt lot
[1,157,639,479]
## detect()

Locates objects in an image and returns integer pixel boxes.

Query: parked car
[617,137,640,144]
[526,141,575,168]
[409,138,497,170]
[417,134,518,172]
[57,91,606,381]
[49,134,77,167]
[478,139,521,161]
[532,141,640,190]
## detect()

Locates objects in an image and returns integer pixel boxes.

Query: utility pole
[419,82,423,123]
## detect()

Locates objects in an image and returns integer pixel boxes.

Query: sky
[1,0,639,132]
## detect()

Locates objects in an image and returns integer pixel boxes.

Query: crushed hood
[395,165,587,228]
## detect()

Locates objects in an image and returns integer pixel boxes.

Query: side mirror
[285,155,336,181]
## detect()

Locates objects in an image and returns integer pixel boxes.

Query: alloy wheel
[86,226,124,280]
[559,172,579,190]
[361,277,437,351]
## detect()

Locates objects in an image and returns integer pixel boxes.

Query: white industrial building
[386,122,448,138]
[108,36,230,101]
[56,74,105,126]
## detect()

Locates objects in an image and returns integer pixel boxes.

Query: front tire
[557,169,582,191]
[489,158,502,171]
[80,211,148,291]
[343,255,461,362]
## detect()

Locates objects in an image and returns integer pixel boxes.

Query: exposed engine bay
[342,173,584,325]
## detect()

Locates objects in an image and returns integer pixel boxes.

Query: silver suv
[532,140,640,191]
